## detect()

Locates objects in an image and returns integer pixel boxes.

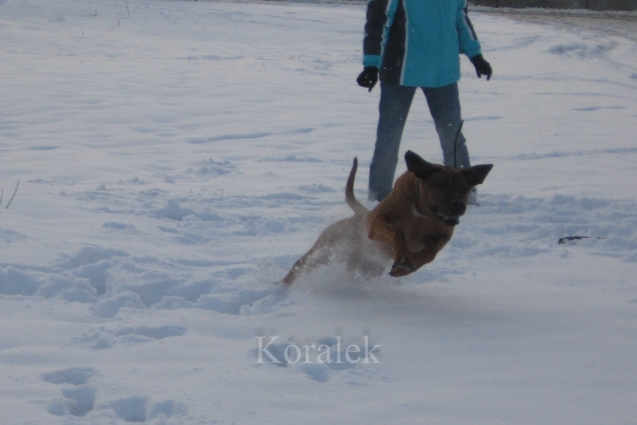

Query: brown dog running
[281,151,493,285]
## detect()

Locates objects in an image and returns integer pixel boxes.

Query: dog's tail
[345,157,368,215]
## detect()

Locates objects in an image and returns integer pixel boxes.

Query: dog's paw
[389,261,417,277]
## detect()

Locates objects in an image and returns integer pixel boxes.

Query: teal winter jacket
[362,0,482,88]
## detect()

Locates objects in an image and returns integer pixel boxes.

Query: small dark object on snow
[558,235,605,245]
[0,180,19,211]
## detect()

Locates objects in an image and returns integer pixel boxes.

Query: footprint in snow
[108,397,188,423]
[115,325,187,341]
[42,367,98,417]
[76,325,187,349]
[42,367,189,421]
[41,367,97,385]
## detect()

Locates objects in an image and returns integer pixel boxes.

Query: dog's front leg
[408,247,438,273]
[368,216,414,277]
[388,230,417,277]
[408,236,450,272]
[388,243,438,277]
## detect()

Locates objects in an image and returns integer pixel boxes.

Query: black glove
[357,67,379,92]
[470,54,492,81]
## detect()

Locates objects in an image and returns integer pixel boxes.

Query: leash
[453,120,464,169]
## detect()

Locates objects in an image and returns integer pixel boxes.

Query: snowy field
[1,0,637,423]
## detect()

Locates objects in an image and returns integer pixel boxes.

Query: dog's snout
[450,199,466,214]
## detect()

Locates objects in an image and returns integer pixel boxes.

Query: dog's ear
[462,164,493,186]
[405,151,442,180]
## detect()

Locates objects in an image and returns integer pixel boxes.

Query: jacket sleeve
[456,0,482,59]
[362,0,396,68]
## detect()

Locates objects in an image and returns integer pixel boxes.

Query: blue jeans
[368,82,470,201]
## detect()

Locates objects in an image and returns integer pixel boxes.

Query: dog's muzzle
[432,200,466,226]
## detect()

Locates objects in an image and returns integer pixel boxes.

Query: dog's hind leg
[281,244,334,285]
[280,219,353,286]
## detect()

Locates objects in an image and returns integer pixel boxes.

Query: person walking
[357,0,492,203]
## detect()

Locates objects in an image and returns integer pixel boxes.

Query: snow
[1,0,637,423]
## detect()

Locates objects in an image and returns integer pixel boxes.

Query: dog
[281,151,493,285]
